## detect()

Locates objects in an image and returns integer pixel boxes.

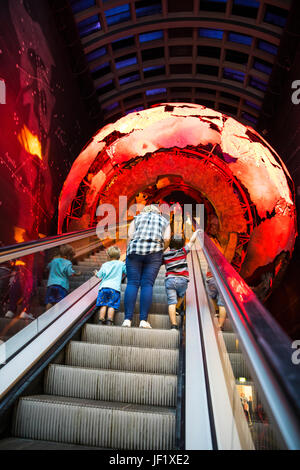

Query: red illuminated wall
[0,0,92,246]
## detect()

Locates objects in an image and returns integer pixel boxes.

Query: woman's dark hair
[169,236,185,250]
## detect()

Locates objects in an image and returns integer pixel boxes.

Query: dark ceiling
[63,0,293,128]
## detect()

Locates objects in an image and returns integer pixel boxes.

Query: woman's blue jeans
[124,251,163,321]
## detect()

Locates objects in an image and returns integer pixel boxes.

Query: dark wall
[0,0,97,246]
[260,21,300,340]
[266,44,300,225]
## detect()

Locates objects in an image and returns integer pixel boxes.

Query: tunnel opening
[126,175,218,232]
[58,103,296,301]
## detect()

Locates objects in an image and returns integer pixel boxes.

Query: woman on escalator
[122,205,171,329]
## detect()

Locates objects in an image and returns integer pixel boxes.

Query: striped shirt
[163,243,191,279]
[127,212,169,256]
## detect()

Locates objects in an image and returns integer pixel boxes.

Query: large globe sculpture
[58,103,297,298]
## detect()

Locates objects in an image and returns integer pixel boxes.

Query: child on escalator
[94,246,126,325]
[163,229,200,329]
[45,244,81,310]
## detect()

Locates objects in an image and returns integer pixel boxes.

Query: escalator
[197,250,280,449]
[0,227,299,450]
[0,245,181,450]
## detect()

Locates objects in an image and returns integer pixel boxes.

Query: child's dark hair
[60,244,75,261]
[169,236,185,250]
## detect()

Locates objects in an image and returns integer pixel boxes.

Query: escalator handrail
[194,226,300,449]
[0,227,98,263]
[0,222,129,264]
[0,234,128,398]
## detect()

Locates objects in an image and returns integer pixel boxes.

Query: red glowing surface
[58,103,297,293]
[227,276,254,304]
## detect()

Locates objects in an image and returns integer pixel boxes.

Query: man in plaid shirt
[123,205,171,328]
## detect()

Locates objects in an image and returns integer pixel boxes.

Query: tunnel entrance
[127,175,218,231]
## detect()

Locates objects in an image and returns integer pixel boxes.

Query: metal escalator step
[122,280,166,286]
[69,278,93,286]
[88,259,108,262]
[223,318,233,332]
[45,365,177,407]
[250,423,280,450]
[229,352,251,380]
[87,260,110,265]
[112,312,176,329]
[121,292,167,302]
[222,332,241,353]
[13,395,176,450]
[119,301,168,314]
[68,280,167,289]
[70,273,93,280]
[83,259,108,263]
[82,324,179,349]
[76,264,101,269]
[120,284,166,293]
[0,437,107,450]
[66,342,179,375]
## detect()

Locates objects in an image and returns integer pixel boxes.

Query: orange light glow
[156,177,172,189]
[17,125,42,160]
[14,226,26,243]
[15,260,26,266]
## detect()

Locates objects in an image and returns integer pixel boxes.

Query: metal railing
[0,227,100,264]
[0,228,102,367]
[194,226,300,449]
[0,225,128,398]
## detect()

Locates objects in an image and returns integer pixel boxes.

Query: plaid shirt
[127,212,169,256]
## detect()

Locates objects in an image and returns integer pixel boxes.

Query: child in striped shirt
[162,229,200,329]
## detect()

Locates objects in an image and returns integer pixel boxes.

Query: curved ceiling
[69,0,291,127]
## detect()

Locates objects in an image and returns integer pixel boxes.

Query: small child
[163,229,200,329]
[94,246,126,325]
[45,244,81,310]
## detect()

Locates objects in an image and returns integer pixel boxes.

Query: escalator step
[66,341,179,375]
[122,293,168,303]
[112,312,176,329]
[13,395,176,450]
[250,423,280,450]
[82,324,179,349]
[222,318,233,332]
[45,364,177,407]
[229,352,251,380]
[119,300,168,314]
[0,437,106,450]
[120,284,167,293]
[222,332,241,353]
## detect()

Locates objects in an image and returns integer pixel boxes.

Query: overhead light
[239,377,247,383]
